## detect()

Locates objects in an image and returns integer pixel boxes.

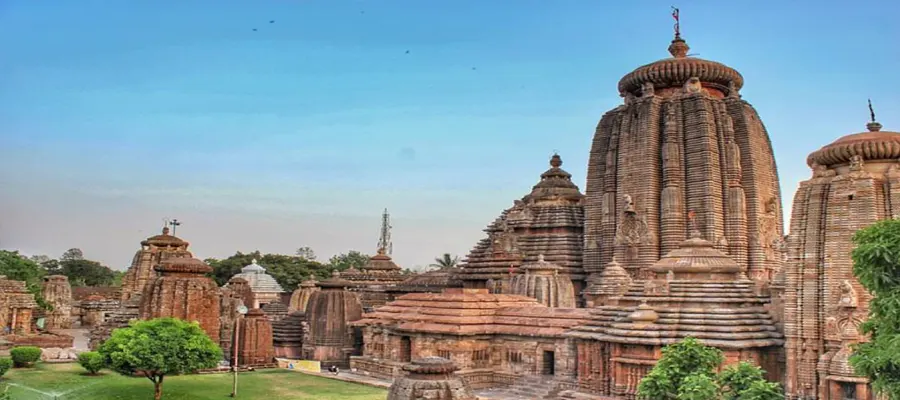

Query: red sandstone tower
[140,257,221,342]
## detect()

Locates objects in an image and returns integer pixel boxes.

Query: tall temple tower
[783,114,898,400]
[582,26,784,303]
[120,226,193,302]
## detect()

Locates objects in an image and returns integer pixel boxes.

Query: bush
[77,351,104,375]
[10,346,42,368]
[0,358,11,378]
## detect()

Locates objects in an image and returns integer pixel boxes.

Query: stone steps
[476,376,560,400]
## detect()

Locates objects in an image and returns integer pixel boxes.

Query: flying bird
[269,20,275,23]
[405,50,410,54]
[252,28,257,31]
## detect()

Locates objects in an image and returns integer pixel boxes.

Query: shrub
[77,351,104,375]
[10,346,42,368]
[0,358,11,378]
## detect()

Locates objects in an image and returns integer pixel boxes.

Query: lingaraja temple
[60,14,893,400]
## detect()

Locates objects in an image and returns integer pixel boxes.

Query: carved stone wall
[140,257,221,342]
[784,121,898,400]
[235,308,275,366]
[120,227,192,302]
[41,275,72,330]
[583,35,783,304]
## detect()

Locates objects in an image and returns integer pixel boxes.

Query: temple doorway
[542,350,555,375]
[400,336,411,362]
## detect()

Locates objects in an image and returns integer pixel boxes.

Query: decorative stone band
[401,356,459,375]
[806,125,900,167]
[617,38,744,97]
[154,257,213,274]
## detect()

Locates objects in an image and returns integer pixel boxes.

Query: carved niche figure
[849,154,864,172]
[825,317,839,340]
[759,198,780,261]
[615,195,650,261]
[641,81,655,97]
[838,280,858,308]
[684,77,702,94]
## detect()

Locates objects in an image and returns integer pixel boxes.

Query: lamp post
[231,304,248,397]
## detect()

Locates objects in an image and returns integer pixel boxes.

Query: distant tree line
[204,248,371,291]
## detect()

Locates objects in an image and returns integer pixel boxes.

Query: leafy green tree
[60,248,84,261]
[326,251,370,271]
[0,251,50,310]
[59,258,117,287]
[638,338,782,400]
[850,219,900,399]
[99,318,222,400]
[0,357,12,378]
[430,253,459,268]
[206,251,332,291]
[77,351,105,375]
[295,247,317,261]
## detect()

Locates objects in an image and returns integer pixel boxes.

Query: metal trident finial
[869,99,876,123]
[671,7,680,37]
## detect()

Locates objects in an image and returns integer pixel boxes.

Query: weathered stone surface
[387,357,477,400]
[783,121,899,400]
[88,298,140,350]
[288,275,319,313]
[303,275,363,367]
[71,287,120,327]
[583,34,783,306]
[569,228,783,398]
[508,254,577,308]
[273,311,307,359]
[120,227,192,302]
[140,257,221,342]
[261,301,288,322]
[459,154,586,297]
[235,308,274,366]
[41,275,72,330]
[0,275,38,335]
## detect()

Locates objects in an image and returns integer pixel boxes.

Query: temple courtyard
[2,363,387,400]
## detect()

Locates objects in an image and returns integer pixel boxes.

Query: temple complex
[226,259,285,309]
[120,226,192,302]
[459,154,586,296]
[581,30,784,306]
[288,275,319,313]
[782,116,900,400]
[139,257,221,342]
[303,273,364,367]
[386,357,477,400]
[41,275,72,330]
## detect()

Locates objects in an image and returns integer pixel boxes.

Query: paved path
[60,328,90,350]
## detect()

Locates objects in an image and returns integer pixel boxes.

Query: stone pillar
[236,308,274,366]
[41,275,73,331]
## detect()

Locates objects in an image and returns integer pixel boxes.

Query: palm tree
[430,253,459,269]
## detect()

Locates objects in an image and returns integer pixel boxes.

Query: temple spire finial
[668,7,689,58]
[377,208,392,256]
[550,152,562,168]
[867,99,883,132]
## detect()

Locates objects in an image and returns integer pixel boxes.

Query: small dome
[594,257,632,296]
[229,259,284,293]
[628,302,659,323]
[401,357,459,374]
[528,154,584,203]
[155,257,212,274]
[618,36,744,97]
[807,121,900,167]
[141,226,188,247]
[649,230,743,279]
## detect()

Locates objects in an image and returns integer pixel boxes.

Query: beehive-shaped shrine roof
[229,259,285,294]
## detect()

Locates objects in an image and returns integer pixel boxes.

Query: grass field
[1,363,387,400]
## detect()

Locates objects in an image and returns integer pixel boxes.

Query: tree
[430,253,459,269]
[206,251,332,291]
[59,259,117,287]
[99,318,222,400]
[326,251,370,271]
[77,351,105,375]
[637,337,782,400]
[850,219,900,399]
[295,247,317,261]
[0,251,50,310]
[60,248,84,262]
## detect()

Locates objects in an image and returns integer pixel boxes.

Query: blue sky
[1,0,897,270]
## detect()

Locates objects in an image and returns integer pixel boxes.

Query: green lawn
[1,363,387,400]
